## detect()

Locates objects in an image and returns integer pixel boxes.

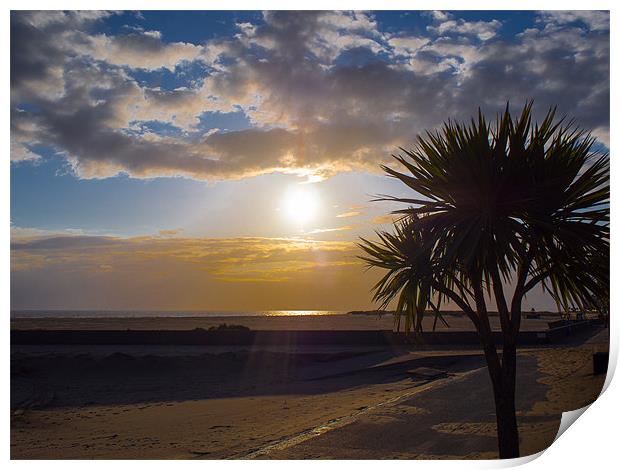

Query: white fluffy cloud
[537,10,609,32]
[84,30,208,70]
[11,10,610,181]
[428,18,502,41]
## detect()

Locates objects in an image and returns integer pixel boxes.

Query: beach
[11,313,607,459]
[10,311,563,331]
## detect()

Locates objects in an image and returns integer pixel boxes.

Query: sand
[261,339,607,459]
[10,318,607,459]
[11,348,479,458]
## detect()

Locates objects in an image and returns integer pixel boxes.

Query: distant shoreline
[348,310,561,317]
[11,309,562,319]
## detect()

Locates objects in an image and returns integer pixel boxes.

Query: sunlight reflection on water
[262,310,344,316]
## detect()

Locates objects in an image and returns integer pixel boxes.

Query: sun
[283,185,320,226]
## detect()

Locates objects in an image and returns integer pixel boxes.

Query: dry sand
[10,318,607,460]
[12,348,478,459]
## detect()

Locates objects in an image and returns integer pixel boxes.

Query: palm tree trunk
[479,330,520,458]
[496,337,519,459]
[488,264,521,458]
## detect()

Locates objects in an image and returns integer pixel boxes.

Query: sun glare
[283,185,320,226]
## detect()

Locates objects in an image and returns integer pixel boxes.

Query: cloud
[11,234,372,310]
[537,11,609,32]
[11,10,610,181]
[336,211,361,218]
[10,225,87,239]
[10,139,40,163]
[85,30,207,70]
[308,225,356,234]
[371,214,401,225]
[11,234,359,277]
[158,229,183,237]
[11,231,561,311]
[19,10,114,29]
[428,18,502,41]
[388,36,431,56]
[591,126,610,148]
[11,235,120,251]
[429,11,451,22]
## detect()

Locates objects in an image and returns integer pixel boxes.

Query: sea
[10,310,347,319]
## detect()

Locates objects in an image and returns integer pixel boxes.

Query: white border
[3,1,617,469]
[3,1,617,11]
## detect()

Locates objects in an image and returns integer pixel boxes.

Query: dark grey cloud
[10,11,610,181]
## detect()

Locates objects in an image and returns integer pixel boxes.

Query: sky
[10,10,610,311]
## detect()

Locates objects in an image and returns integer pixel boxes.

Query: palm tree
[359,102,609,458]
[359,216,449,334]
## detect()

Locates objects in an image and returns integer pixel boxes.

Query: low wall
[11,320,600,347]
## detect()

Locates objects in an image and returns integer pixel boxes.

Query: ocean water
[10,310,347,319]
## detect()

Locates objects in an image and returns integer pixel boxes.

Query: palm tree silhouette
[359,215,449,334]
[359,102,609,458]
